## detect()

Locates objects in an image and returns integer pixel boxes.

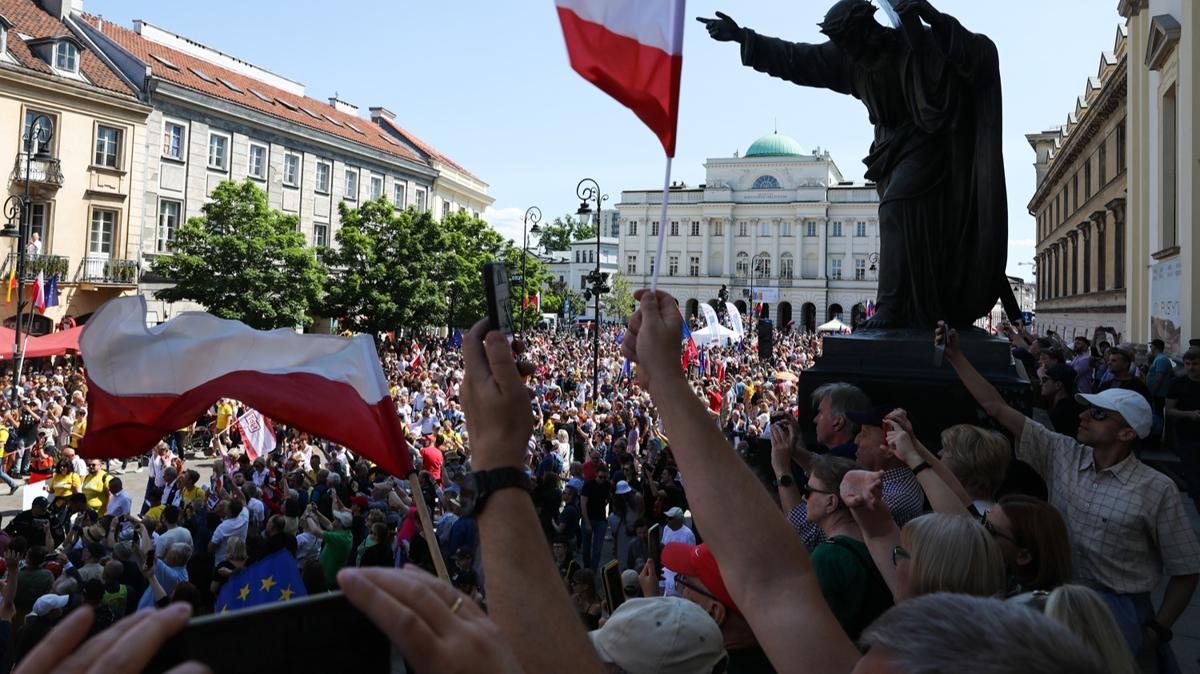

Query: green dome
[745,132,805,157]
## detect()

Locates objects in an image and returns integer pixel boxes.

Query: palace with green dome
[617,132,882,332]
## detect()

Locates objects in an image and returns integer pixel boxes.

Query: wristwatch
[777,474,795,488]
[457,467,533,517]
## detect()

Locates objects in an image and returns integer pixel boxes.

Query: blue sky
[89,0,1123,280]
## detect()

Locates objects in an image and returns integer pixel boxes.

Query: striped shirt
[788,466,925,551]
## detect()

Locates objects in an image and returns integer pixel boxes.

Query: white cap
[664,507,685,519]
[1076,389,1153,439]
[590,597,726,674]
[615,480,633,495]
[30,593,69,617]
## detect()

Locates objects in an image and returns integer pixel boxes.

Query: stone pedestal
[798,329,1033,450]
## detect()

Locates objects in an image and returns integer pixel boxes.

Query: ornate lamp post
[520,206,542,336]
[575,178,608,406]
[1,114,55,406]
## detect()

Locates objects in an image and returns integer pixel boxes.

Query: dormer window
[54,41,79,73]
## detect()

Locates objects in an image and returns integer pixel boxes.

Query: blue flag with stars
[216,549,306,613]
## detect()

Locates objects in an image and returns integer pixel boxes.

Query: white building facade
[617,133,881,332]
[545,237,619,322]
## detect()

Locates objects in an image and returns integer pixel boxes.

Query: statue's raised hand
[695,12,745,43]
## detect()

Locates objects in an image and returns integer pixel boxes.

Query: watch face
[779,474,794,487]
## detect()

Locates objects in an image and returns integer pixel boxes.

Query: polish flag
[555,0,686,157]
[31,271,46,314]
[78,297,411,477]
[410,339,423,369]
[235,408,277,462]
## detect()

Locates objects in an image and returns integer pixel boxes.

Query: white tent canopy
[817,317,851,334]
[691,322,739,346]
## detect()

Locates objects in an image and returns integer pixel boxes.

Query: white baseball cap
[590,597,726,674]
[615,480,633,495]
[1076,389,1153,439]
[30,593,69,617]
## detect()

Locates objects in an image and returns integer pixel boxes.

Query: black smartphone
[482,262,515,338]
[647,523,663,574]
[145,591,390,674]
[934,322,949,367]
[601,559,626,612]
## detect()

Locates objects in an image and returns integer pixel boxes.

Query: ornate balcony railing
[76,256,138,285]
[4,252,70,281]
[10,152,64,188]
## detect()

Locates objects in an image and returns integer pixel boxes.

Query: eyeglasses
[801,483,836,499]
[675,574,721,604]
[981,513,1015,543]
[891,545,911,567]
[1086,407,1111,422]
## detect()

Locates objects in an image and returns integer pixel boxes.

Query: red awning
[0,325,82,360]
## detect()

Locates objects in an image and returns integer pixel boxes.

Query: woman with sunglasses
[50,458,82,506]
[81,457,112,514]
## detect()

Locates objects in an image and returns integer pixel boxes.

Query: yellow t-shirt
[71,419,86,449]
[0,427,8,458]
[181,485,206,507]
[144,504,165,522]
[81,470,110,512]
[216,403,234,431]
[51,472,82,498]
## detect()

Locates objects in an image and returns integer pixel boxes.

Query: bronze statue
[699,0,1020,329]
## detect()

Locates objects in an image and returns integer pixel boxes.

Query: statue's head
[819,0,895,56]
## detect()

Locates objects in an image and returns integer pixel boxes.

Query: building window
[54,41,79,73]
[689,255,700,276]
[668,256,678,276]
[738,221,747,237]
[415,188,426,211]
[442,202,451,220]
[628,220,638,237]
[370,175,384,201]
[28,203,47,244]
[282,152,301,187]
[575,251,581,263]
[313,222,329,248]
[713,220,722,237]
[735,252,749,278]
[780,254,793,279]
[755,256,770,279]
[1116,118,1126,174]
[831,222,843,237]
[1098,140,1107,185]
[157,199,181,253]
[315,161,331,193]
[831,258,842,280]
[854,258,866,280]
[162,122,185,159]
[344,169,358,199]
[1161,84,1178,251]
[806,221,817,237]
[855,221,867,237]
[651,221,659,237]
[627,255,637,274]
[752,175,780,189]
[248,144,268,180]
[1071,173,1078,213]
[690,221,700,236]
[759,220,770,236]
[207,133,229,171]
[93,125,121,168]
[89,209,116,255]
[781,220,791,236]
[1084,161,1092,200]
[669,221,679,237]
[393,182,406,208]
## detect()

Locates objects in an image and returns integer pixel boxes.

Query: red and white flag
[556,0,686,157]
[31,271,46,314]
[235,408,276,462]
[410,339,424,369]
[78,297,412,477]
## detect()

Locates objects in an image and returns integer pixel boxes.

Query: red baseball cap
[351,495,370,509]
[662,542,738,613]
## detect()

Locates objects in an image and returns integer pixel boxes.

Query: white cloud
[482,206,527,246]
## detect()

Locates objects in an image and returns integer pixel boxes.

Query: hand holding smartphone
[482,262,515,339]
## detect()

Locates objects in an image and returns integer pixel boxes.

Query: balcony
[10,152,64,188]
[75,256,138,286]
[4,252,70,281]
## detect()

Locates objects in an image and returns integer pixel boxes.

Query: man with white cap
[940,323,1200,671]
[660,507,695,595]
[14,593,70,661]
[590,597,726,674]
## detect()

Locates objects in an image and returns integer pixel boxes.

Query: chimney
[41,0,82,20]
[329,96,359,116]
[368,106,395,122]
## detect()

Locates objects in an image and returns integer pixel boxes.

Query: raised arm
[770,420,806,516]
[624,291,859,672]
[842,470,904,598]
[884,421,970,516]
[885,409,972,508]
[939,322,1027,438]
[696,12,854,95]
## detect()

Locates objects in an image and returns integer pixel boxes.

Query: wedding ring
[449,596,464,614]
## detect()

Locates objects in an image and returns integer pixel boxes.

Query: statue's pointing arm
[739,30,855,96]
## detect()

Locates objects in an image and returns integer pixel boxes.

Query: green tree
[442,211,509,329]
[537,214,598,252]
[602,272,636,323]
[502,243,552,333]
[151,180,325,329]
[320,198,446,335]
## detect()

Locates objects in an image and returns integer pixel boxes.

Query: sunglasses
[892,545,911,567]
[675,574,721,604]
[981,513,1015,543]
[801,483,836,499]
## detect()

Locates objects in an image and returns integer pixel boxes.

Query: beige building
[1121,0,1198,356]
[1027,25,1129,341]
[0,0,150,335]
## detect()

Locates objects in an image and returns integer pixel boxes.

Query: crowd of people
[0,291,1195,673]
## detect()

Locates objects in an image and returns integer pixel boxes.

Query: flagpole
[12,275,37,392]
[649,155,672,293]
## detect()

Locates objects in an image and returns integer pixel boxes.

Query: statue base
[797,329,1033,450]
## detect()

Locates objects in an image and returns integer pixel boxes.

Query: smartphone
[482,262,515,338]
[934,322,949,368]
[647,523,663,574]
[145,592,390,674]
[601,559,626,612]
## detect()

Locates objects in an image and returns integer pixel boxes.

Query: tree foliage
[602,272,636,323]
[150,180,325,330]
[538,214,597,252]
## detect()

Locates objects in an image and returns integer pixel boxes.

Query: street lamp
[576,178,608,407]
[2,114,55,407]
[521,206,542,336]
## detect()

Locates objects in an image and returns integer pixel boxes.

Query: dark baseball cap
[1044,363,1076,386]
[845,405,896,428]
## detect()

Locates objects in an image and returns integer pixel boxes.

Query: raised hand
[839,469,885,511]
[461,319,535,471]
[934,321,961,360]
[768,418,796,476]
[621,290,684,391]
[884,420,919,467]
[695,11,745,43]
[883,408,914,436]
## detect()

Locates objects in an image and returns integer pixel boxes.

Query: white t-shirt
[154,525,194,558]
[661,523,697,595]
[210,509,249,565]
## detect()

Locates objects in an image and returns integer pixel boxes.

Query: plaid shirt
[788,466,925,551]
[1018,417,1200,594]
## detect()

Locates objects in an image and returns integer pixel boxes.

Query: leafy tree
[320,199,445,335]
[151,180,325,329]
[602,272,636,323]
[442,211,509,329]
[502,243,552,333]
[537,214,598,252]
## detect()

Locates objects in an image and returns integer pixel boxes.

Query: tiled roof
[0,0,134,97]
[375,115,482,183]
[81,14,426,167]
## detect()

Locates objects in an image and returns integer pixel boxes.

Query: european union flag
[215,549,306,613]
[447,328,463,349]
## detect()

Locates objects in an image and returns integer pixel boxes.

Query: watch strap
[472,467,532,515]
[911,461,932,476]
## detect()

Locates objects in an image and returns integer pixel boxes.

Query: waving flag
[235,408,276,462]
[30,271,45,313]
[555,0,686,157]
[45,274,59,308]
[447,328,464,350]
[681,320,699,369]
[216,549,306,613]
[410,339,424,369]
[78,297,412,477]
[4,269,13,305]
